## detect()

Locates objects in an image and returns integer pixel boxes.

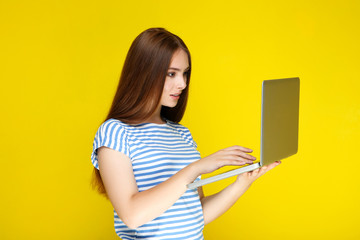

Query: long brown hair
[92,28,192,197]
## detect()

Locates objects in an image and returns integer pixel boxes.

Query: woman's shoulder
[167,121,197,148]
[102,118,121,124]
[166,119,187,128]
[97,118,129,135]
[100,118,191,132]
[166,120,192,134]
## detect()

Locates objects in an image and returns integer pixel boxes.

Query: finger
[222,159,248,167]
[222,155,254,165]
[258,166,268,175]
[224,150,256,161]
[225,145,253,153]
[260,161,281,173]
[267,161,281,170]
[252,168,261,175]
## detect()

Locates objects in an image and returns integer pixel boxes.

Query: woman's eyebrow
[168,67,190,71]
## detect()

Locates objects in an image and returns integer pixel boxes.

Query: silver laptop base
[187,163,261,189]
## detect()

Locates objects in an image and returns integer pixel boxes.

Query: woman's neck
[144,116,166,124]
[144,106,165,124]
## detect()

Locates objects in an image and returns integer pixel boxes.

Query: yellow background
[1,0,359,239]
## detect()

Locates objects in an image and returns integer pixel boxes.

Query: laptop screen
[260,77,300,166]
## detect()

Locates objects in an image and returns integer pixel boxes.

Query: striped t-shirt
[91,118,204,240]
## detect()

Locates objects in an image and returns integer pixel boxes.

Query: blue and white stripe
[91,118,204,240]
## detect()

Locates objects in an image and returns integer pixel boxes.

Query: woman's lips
[170,94,180,100]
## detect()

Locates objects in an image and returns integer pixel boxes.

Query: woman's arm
[97,145,255,229]
[98,146,196,229]
[199,161,281,225]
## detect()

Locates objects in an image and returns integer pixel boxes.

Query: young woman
[91,28,280,240]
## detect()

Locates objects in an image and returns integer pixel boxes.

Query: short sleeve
[183,127,198,149]
[90,119,130,169]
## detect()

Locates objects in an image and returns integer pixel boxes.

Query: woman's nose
[177,76,187,89]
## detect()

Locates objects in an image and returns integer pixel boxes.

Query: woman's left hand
[235,161,281,186]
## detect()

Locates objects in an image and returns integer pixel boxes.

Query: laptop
[187,77,300,189]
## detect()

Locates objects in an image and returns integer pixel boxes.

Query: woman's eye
[167,72,176,77]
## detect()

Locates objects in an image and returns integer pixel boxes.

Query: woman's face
[160,49,189,108]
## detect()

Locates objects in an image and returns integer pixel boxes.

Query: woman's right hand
[191,145,257,176]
